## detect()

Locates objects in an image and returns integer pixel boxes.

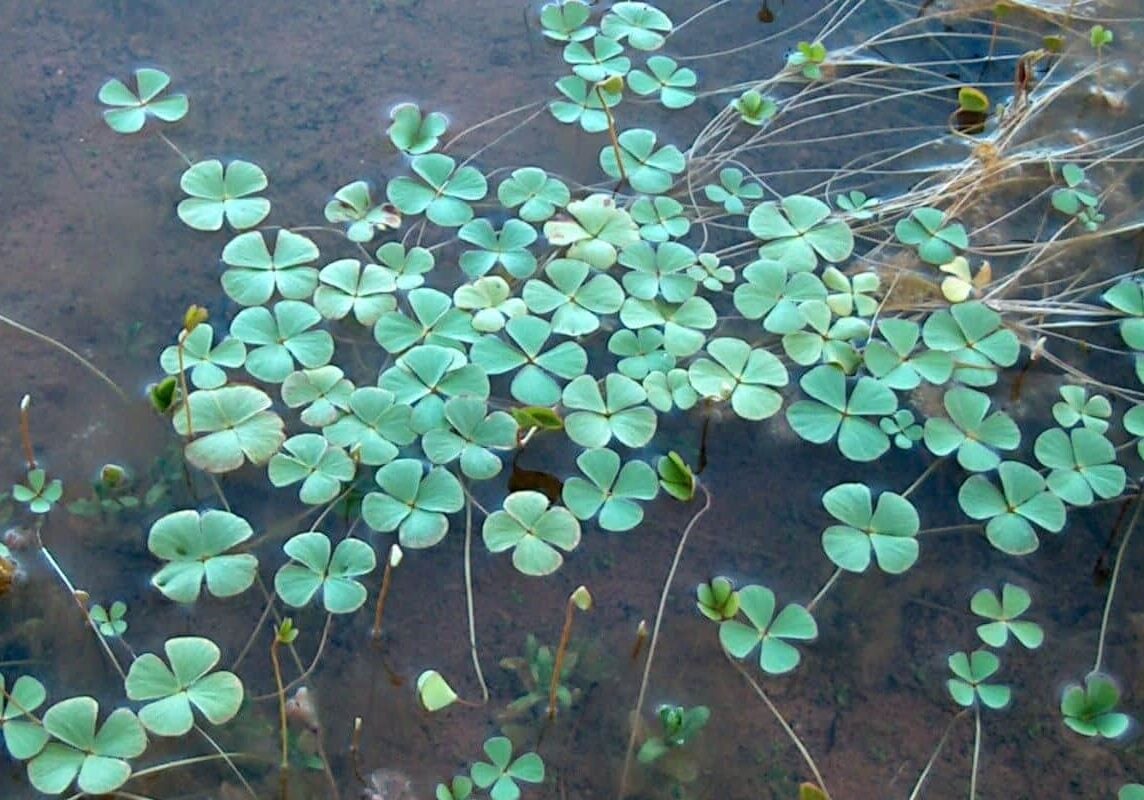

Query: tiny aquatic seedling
[637,704,710,764]
[323,180,402,242]
[953,86,990,134]
[548,586,592,719]
[946,650,1010,709]
[835,190,878,219]
[970,583,1043,649]
[696,576,739,621]
[732,89,777,126]
[657,451,695,501]
[470,736,544,800]
[417,670,459,712]
[1089,25,1113,89]
[177,159,271,231]
[787,41,828,80]
[1051,164,1104,231]
[98,67,188,134]
[89,600,127,637]
[1060,672,1130,738]
[13,468,62,514]
[500,634,580,720]
[387,102,448,155]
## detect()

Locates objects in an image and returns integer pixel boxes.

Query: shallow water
[1,1,1143,799]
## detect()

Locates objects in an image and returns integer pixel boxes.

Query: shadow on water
[1,1,1143,799]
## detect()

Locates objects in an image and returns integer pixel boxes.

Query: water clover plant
[323,181,401,242]
[657,451,695,502]
[922,386,1020,472]
[704,167,763,215]
[483,491,581,576]
[221,229,320,306]
[470,315,588,406]
[362,459,465,548]
[820,483,920,574]
[322,387,415,465]
[786,365,897,462]
[862,318,952,390]
[496,167,571,223]
[160,323,246,389]
[561,447,658,531]
[609,328,674,380]
[539,0,595,42]
[1033,427,1125,506]
[470,736,544,800]
[230,300,334,382]
[0,674,49,759]
[601,2,673,50]
[629,195,689,242]
[687,337,788,421]
[599,129,686,194]
[946,650,1010,709]
[881,409,923,449]
[421,396,518,480]
[749,195,854,272]
[268,433,355,505]
[173,385,285,472]
[386,153,487,227]
[618,240,698,303]
[719,585,817,675]
[958,461,1067,555]
[387,102,448,155]
[523,258,625,336]
[124,636,243,736]
[26,697,146,795]
[542,194,639,268]
[549,75,622,133]
[619,295,717,356]
[274,532,376,613]
[970,583,1044,649]
[375,241,436,291]
[562,373,657,448]
[1060,673,1130,738]
[733,259,827,334]
[458,218,539,279]
[13,468,62,514]
[177,159,270,231]
[379,345,489,414]
[98,67,187,133]
[1052,385,1111,432]
[627,55,696,109]
[147,509,258,603]
[373,288,476,355]
[563,35,630,83]
[835,190,878,219]
[894,207,968,265]
[921,301,1019,386]
[313,259,398,326]
[644,368,698,412]
[454,277,529,332]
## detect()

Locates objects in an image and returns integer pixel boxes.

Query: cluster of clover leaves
[3,2,1144,798]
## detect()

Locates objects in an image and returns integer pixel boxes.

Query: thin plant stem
[193,723,259,800]
[617,483,711,800]
[1093,483,1143,673]
[270,625,291,800]
[725,650,831,798]
[807,567,842,614]
[901,457,946,500]
[157,131,193,167]
[907,709,971,800]
[464,492,489,704]
[253,614,333,701]
[596,86,628,186]
[969,705,982,800]
[549,589,588,720]
[370,551,397,641]
[176,331,194,437]
[0,313,125,400]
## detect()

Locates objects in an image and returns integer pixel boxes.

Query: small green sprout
[787,41,828,80]
[732,90,777,127]
[13,468,62,514]
[89,600,128,637]
[696,577,739,621]
[637,704,710,764]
